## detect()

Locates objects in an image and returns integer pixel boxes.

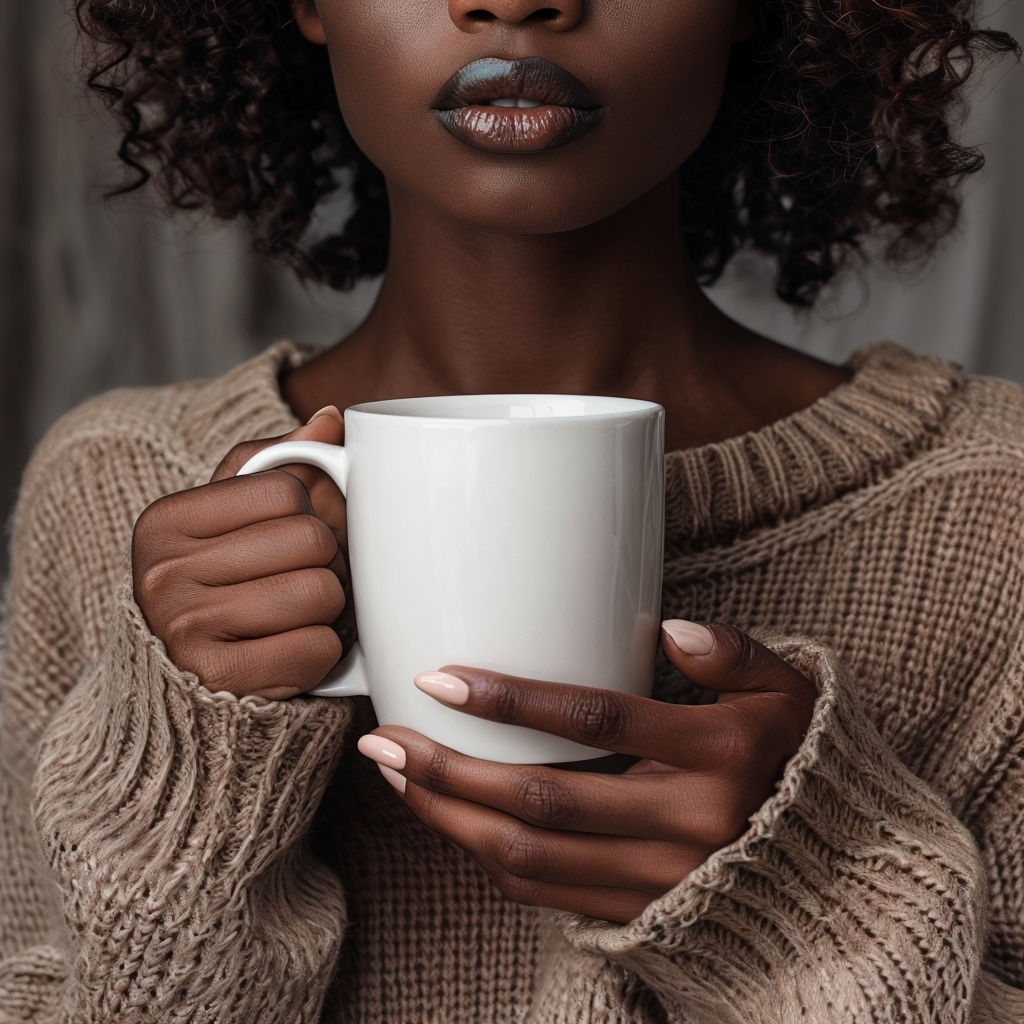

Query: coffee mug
[237,394,664,764]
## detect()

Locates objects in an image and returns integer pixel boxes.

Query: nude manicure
[376,764,407,794]
[357,734,407,769]
[414,671,470,705]
[662,619,715,656]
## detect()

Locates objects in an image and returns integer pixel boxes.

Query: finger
[413,664,810,772]
[209,407,349,551]
[209,405,345,483]
[392,776,690,912]
[411,666,723,765]
[193,626,343,697]
[367,727,742,846]
[137,472,318,549]
[185,514,340,586]
[661,620,815,754]
[660,620,814,698]
[166,569,346,642]
[423,790,693,894]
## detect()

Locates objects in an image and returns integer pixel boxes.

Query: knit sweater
[1,341,1022,1024]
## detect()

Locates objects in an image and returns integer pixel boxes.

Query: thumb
[292,404,345,444]
[660,619,811,698]
[210,404,344,482]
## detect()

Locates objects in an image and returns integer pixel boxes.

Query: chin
[429,168,662,237]
[444,198,611,236]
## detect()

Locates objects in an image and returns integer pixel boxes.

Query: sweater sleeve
[537,638,1024,1024]
[0,419,352,1023]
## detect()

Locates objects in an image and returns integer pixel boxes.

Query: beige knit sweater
[1,342,1023,1023]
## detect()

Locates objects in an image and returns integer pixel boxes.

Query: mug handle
[235,440,370,699]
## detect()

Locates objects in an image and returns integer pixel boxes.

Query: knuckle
[175,490,228,540]
[289,568,344,614]
[491,683,526,726]
[565,690,629,748]
[216,440,266,478]
[493,870,542,907]
[422,745,455,790]
[200,648,249,695]
[494,825,547,880]
[260,628,341,696]
[322,568,348,615]
[749,728,781,771]
[732,722,765,768]
[712,710,785,778]
[710,717,759,769]
[303,626,344,675]
[164,603,212,646]
[314,570,347,618]
[162,634,230,693]
[513,772,580,828]
[293,514,339,566]
[406,785,441,826]
[132,494,186,556]
[704,801,747,849]
[135,555,182,601]
[260,470,312,515]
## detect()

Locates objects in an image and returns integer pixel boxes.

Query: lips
[432,57,605,154]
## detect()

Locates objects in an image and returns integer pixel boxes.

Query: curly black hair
[75,0,1018,305]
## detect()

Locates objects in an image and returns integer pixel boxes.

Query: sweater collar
[664,342,963,549]
[194,340,963,547]
[182,340,309,479]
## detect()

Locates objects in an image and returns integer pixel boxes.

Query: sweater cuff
[31,580,352,1021]
[558,637,988,1018]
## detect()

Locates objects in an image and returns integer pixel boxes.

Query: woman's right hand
[131,406,350,699]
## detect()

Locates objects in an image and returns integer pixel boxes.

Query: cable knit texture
[1,342,1022,1022]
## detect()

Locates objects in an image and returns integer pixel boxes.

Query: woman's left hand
[357,620,816,924]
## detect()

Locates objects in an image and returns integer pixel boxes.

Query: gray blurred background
[1,1,1022,579]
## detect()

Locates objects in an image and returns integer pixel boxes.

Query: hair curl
[75,0,1018,304]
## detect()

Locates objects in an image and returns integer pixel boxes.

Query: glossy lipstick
[432,57,605,154]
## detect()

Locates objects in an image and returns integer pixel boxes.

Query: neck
[284,174,851,448]
[359,174,718,397]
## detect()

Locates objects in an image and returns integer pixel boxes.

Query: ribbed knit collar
[204,339,963,550]
[664,342,963,549]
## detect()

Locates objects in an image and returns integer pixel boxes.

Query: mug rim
[346,393,664,423]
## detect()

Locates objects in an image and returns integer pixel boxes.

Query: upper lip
[432,57,600,111]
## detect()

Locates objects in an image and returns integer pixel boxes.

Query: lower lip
[435,105,604,154]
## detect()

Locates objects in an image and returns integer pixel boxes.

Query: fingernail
[357,734,407,769]
[377,764,407,794]
[414,671,470,706]
[307,404,342,425]
[662,619,715,655]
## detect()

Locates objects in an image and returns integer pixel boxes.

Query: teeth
[488,98,545,108]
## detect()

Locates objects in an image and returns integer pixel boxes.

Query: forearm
[554,638,1011,1024]
[24,589,352,1022]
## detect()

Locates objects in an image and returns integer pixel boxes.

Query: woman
[1,0,1021,1020]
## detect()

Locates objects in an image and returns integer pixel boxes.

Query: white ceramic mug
[237,394,664,764]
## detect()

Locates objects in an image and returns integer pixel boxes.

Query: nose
[448,0,583,31]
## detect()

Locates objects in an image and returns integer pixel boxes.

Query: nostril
[462,7,563,23]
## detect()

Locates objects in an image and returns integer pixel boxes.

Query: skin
[362,628,815,923]
[133,0,841,920]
